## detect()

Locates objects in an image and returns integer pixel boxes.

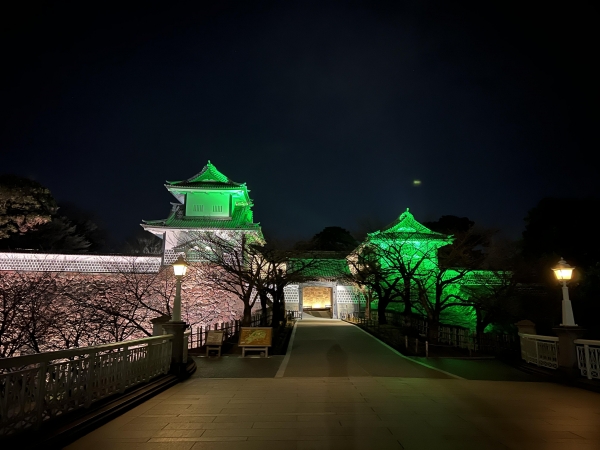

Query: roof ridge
[166,161,242,186]
[370,209,448,238]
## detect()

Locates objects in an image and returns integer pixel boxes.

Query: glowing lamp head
[552,257,574,281]
[172,255,189,277]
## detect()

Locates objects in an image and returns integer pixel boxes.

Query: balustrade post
[85,350,97,407]
[120,346,130,392]
[35,362,47,429]
[151,315,171,336]
[553,325,586,378]
[515,320,537,335]
[162,322,188,379]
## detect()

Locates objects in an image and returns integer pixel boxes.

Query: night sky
[2,1,597,245]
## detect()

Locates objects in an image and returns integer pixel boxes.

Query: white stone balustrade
[519,333,559,369]
[574,339,600,380]
[0,335,173,437]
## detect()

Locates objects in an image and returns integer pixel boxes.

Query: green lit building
[142,162,263,264]
[284,254,365,319]
[141,162,503,328]
[287,210,504,327]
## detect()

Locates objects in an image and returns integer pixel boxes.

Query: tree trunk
[242,303,252,326]
[475,308,485,333]
[365,290,371,320]
[402,283,413,316]
[377,300,388,325]
[259,291,269,326]
[271,291,284,327]
[428,316,440,344]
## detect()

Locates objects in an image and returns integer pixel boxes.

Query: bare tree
[88,259,176,338]
[348,233,440,324]
[415,267,472,342]
[461,271,517,335]
[178,231,318,326]
[414,227,495,342]
[0,271,61,356]
[181,232,263,325]
[48,280,103,349]
[347,246,403,324]
[256,245,319,326]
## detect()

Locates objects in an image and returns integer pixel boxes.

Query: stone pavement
[66,318,600,450]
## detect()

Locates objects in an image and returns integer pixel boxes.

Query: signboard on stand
[238,327,272,357]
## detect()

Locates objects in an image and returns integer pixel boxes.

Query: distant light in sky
[413,180,422,186]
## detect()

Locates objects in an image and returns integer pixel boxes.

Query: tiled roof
[369,209,451,242]
[166,162,243,188]
[373,232,448,240]
[143,205,259,231]
[290,258,351,280]
[442,269,509,285]
[166,181,242,189]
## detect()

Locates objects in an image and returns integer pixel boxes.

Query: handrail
[574,339,600,345]
[0,334,174,370]
[519,333,559,369]
[0,334,174,436]
[518,333,559,342]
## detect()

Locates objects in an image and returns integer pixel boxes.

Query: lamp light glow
[170,255,188,323]
[172,255,188,277]
[551,257,577,326]
[552,257,574,281]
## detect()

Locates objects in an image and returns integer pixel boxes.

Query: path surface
[282,319,450,378]
[66,319,600,450]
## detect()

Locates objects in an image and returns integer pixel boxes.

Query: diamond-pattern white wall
[0,253,161,273]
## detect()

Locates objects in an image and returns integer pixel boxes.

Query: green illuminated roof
[289,258,351,281]
[166,161,243,188]
[369,209,451,243]
[443,269,508,285]
[143,204,259,231]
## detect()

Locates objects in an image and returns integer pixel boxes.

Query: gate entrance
[302,286,332,318]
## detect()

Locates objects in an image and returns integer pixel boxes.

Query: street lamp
[171,255,188,322]
[552,257,576,326]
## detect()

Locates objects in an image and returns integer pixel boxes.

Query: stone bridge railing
[0,335,173,437]
[518,333,559,369]
[574,339,600,380]
[519,333,600,381]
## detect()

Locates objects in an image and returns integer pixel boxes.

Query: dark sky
[2,1,598,245]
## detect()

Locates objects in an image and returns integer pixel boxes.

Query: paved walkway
[66,318,600,450]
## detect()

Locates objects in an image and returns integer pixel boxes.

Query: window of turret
[185,192,230,218]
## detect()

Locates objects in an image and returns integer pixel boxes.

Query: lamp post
[551,257,576,327]
[162,254,190,378]
[171,255,188,322]
[551,257,584,377]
